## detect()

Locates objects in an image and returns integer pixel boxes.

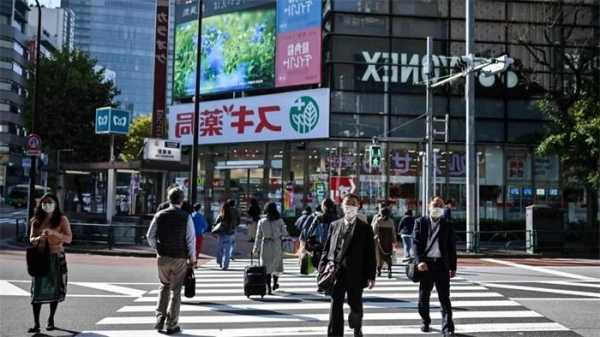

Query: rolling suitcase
[244,253,267,298]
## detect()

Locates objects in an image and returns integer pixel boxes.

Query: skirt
[31,252,68,304]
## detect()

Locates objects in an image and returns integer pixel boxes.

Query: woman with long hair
[372,203,397,278]
[252,202,286,294]
[28,193,72,333]
[214,201,235,270]
[247,198,261,243]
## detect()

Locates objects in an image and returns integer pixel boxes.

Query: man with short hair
[398,210,415,261]
[320,194,377,337]
[147,188,196,335]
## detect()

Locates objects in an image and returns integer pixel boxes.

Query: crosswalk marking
[71,282,147,297]
[0,280,29,296]
[483,282,600,298]
[75,259,576,337]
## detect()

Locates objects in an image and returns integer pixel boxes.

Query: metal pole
[476,151,481,252]
[383,78,389,201]
[190,0,203,205]
[465,0,477,252]
[27,2,42,224]
[425,36,434,209]
[106,135,115,224]
[433,149,438,197]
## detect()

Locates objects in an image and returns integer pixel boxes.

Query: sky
[29,0,60,8]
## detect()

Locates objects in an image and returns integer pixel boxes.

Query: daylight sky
[29,0,60,8]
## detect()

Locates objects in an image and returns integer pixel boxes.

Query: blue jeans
[401,235,412,258]
[229,232,237,257]
[217,234,233,270]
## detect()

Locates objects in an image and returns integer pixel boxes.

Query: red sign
[26,134,42,157]
[151,0,169,138]
[329,176,356,203]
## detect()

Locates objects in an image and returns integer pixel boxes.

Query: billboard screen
[173,0,321,101]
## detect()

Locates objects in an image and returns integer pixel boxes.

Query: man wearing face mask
[320,194,377,337]
[413,197,457,337]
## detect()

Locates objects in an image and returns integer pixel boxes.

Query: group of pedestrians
[25,186,456,336]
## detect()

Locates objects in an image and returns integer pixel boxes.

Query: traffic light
[369,145,382,169]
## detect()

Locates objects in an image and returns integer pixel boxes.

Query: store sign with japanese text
[169,88,329,145]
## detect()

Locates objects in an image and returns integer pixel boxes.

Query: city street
[1,250,599,337]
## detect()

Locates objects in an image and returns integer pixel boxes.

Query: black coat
[319,217,377,289]
[413,216,457,271]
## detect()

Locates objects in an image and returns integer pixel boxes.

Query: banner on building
[169,88,330,145]
[152,0,169,137]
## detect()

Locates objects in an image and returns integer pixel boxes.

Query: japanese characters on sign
[277,0,321,33]
[169,88,330,145]
[152,0,169,137]
[276,27,321,87]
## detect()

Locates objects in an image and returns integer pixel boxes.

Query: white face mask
[429,207,444,219]
[343,205,359,221]
[42,202,56,214]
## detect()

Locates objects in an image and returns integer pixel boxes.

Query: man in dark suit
[413,196,457,337]
[320,193,377,337]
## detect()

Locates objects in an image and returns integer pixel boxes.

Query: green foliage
[23,49,121,162]
[120,115,152,162]
[537,97,600,190]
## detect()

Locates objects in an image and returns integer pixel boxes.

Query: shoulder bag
[405,220,441,283]
[26,239,50,277]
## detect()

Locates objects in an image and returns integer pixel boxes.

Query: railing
[455,230,532,253]
[69,222,150,249]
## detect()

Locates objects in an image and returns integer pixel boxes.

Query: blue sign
[510,187,520,196]
[523,188,533,198]
[95,107,131,135]
[277,0,322,33]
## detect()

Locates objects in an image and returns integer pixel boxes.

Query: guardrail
[69,222,149,249]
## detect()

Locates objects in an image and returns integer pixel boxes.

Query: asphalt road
[1,250,599,337]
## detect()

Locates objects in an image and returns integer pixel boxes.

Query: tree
[517,3,600,229]
[120,115,152,161]
[23,49,122,163]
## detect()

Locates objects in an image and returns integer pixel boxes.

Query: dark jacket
[248,204,261,222]
[155,207,189,258]
[412,216,457,271]
[319,217,377,289]
[398,215,415,235]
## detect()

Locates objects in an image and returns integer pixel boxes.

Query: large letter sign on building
[169,88,330,145]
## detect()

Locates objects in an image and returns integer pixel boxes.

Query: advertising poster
[329,176,356,203]
[277,0,321,33]
[275,27,321,87]
[169,88,330,145]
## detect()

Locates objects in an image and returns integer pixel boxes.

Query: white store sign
[169,88,330,145]
[143,138,182,162]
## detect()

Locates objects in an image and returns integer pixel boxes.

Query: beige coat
[253,218,286,275]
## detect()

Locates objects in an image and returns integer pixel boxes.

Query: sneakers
[165,326,181,335]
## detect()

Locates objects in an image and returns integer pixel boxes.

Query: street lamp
[27,0,43,223]
[190,0,204,205]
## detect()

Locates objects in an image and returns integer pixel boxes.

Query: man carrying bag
[412,197,457,337]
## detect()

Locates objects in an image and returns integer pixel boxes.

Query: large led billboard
[173,0,321,100]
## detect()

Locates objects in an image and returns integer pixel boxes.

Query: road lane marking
[71,282,146,297]
[482,283,600,298]
[79,322,569,336]
[134,291,503,303]
[117,300,522,313]
[482,258,596,281]
[512,297,600,301]
[97,310,542,325]
[0,280,29,296]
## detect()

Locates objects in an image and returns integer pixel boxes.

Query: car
[5,184,51,208]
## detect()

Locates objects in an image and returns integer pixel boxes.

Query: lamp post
[190,0,203,205]
[27,0,42,223]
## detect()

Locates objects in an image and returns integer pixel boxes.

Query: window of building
[392,0,448,17]
[388,142,420,216]
[507,121,546,144]
[331,91,384,114]
[330,113,384,138]
[389,115,425,138]
[476,120,505,142]
[334,13,389,36]
[333,0,389,14]
[505,147,533,220]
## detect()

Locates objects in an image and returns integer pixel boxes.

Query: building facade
[168,0,599,235]
[28,7,75,53]
[0,0,30,193]
[61,0,156,115]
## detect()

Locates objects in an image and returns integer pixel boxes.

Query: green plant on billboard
[173,7,276,99]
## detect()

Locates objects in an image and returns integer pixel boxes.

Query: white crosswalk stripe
[77,259,577,337]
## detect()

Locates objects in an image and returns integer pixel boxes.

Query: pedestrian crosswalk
[76,258,580,337]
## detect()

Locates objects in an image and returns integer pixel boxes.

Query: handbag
[26,240,50,277]
[184,266,196,298]
[405,220,441,283]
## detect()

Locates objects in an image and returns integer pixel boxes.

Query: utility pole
[190,0,203,205]
[27,1,42,223]
[425,36,434,209]
[465,0,477,252]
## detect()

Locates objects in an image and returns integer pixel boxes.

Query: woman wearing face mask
[28,193,72,333]
[412,197,457,337]
[371,203,397,279]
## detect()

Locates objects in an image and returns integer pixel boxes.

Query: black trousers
[418,259,454,333]
[328,276,363,337]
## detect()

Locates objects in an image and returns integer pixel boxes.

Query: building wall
[62,0,156,116]
[28,7,75,52]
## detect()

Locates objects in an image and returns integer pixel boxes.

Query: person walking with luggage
[252,202,286,294]
[28,193,72,333]
[213,202,235,270]
[413,196,457,337]
[398,210,416,261]
[146,187,196,334]
[192,203,208,258]
[247,198,261,242]
[372,203,396,279]
[320,194,376,337]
